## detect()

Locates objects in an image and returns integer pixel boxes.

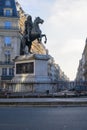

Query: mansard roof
[0,0,18,17]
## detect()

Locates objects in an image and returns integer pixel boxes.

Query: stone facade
[83,40,87,80]
[48,55,69,82]
[16,1,26,34]
[76,57,85,81]
[0,0,20,87]
[76,39,87,81]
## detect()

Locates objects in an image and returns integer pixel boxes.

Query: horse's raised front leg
[41,34,47,43]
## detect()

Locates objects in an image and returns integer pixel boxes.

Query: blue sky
[17,0,87,80]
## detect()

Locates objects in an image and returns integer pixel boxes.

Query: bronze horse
[20,16,47,55]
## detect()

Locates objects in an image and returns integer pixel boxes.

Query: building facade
[76,39,87,81]
[0,0,21,88]
[83,39,87,81]
[76,56,85,81]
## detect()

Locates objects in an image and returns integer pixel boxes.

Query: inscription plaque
[16,62,34,74]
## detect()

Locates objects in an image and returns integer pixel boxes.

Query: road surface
[0,106,87,130]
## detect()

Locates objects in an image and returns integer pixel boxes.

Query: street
[0,106,87,130]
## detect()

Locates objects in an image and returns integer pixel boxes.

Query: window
[2,68,7,76]
[4,50,11,63]
[4,8,12,16]
[5,0,11,6]
[5,9,11,16]
[9,68,14,76]
[5,21,11,29]
[4,37,11,46]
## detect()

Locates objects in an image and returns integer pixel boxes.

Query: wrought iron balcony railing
[0,26,19,31]
[0,61,14,65]
[1,75,14,80]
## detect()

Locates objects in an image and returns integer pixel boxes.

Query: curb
[0,101,87,107]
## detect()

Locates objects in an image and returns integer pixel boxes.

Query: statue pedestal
[11,54,56,93]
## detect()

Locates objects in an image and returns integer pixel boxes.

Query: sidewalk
[0,98,87,106]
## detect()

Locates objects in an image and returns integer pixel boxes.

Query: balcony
[2,45,13,50]
[0,61,14,65]
[1,75,14,81]
[0,26,19,31]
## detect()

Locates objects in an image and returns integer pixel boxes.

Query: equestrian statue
[20,15,47,55]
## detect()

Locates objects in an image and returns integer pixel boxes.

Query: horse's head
[35,17,44,24]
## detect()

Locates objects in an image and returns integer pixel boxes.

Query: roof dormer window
[4,8,12,16]
[5,0,11,6]
[5,9,11,16]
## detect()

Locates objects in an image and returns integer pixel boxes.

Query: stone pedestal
[10,54,56,93]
